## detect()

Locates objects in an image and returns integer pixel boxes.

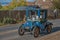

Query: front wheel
[18,26,24,36]
[46,25,52,34]
[34,27,40,37]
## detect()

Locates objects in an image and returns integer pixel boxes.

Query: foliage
[0,0,27,10]
[0,17,19,26]
[0,18,4,26]
[52,0,60,9]
[0,2,2,9]
[2,17,17,24]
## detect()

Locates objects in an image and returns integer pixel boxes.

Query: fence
[0,10,60,20]
[0,10,26,20]
[48,9,60,19]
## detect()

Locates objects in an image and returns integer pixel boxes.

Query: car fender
[47,22,53,25]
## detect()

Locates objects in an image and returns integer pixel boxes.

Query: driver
[32,15,35,21]
[40,12,43,23]
[40,15,43,20]
[40,12,46,26]
[36,15,39,20]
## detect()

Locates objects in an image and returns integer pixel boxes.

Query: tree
[2,6,9,10]
[0,0,27,10]
[52,0,60,18]
[8,0,27,10]
[52,0,60,9]
[0,2,2,9]
[17,0,27,6]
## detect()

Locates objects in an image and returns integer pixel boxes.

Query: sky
[0,0,12,6]
[0,0,36,6]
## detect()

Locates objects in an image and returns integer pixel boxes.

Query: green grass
[0,23,4,26]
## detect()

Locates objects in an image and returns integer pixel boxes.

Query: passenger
[32,15,35,21]
[40,14,43,21]
[22,15,26,23]
[36,15,39,20]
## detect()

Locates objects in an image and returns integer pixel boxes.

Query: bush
[3,17,17,24]
[10,18,17,24]
[0,19,4,26]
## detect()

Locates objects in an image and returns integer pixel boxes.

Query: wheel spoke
[34,27,40,37]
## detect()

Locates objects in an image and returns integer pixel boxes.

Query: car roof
[13,6,40,10]
[13,6,47,11]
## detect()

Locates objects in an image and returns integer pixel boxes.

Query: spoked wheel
[34,27,40,37]
[18,26,24,36]
[46,25,52,34]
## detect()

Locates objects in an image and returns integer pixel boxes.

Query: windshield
[27,10,39,21]
[40,11,45,19]
[25,10,46,22]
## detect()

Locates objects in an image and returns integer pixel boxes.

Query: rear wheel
[46,25,52,33]
[34,27,40,37]
[18,26,24,36]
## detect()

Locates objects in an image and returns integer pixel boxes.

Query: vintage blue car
[18,6,53,37]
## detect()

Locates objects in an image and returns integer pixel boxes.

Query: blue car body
[20,6,52,32]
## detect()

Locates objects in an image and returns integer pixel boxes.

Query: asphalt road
[0,19,60,40]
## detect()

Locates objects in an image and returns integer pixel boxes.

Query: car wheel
[34,27,40,37]
[46,25,52,33]
[18,26,24,36]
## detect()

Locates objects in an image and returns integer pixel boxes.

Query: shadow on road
[18,26,60,37]
[52,26,60,33]
[37,26,60,37]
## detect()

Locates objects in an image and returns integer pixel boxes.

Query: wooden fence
[0,10,60,20]
[0,10,26,20]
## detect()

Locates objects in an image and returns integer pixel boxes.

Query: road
[0,19,60,40]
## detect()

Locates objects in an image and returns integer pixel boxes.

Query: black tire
[18,26,24,36]
[46,25,52,34]
[34,27,40,37]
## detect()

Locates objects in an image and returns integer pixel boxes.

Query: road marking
[0,29,18,35]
